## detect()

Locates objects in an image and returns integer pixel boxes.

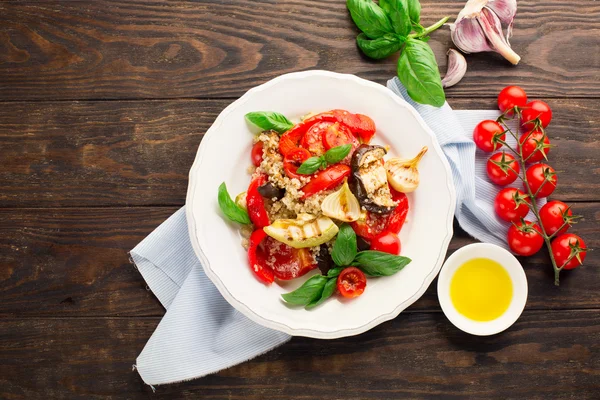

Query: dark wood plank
[1,311,599,399]
[0,98,598,207]
[0,0,598,100]
[1,204,598,318]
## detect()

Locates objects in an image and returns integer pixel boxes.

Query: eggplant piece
[257,182,285,200]
[316,244,334,275]
[350,144,397,214]
[356,236,371,252]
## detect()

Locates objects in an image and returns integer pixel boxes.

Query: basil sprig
[217,182,251,224]
[296,144,352,175]
[245,111,294,134]
[282,223,411,309]
[347,0,447,107]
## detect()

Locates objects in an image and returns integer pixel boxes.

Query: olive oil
[450,258,513,322]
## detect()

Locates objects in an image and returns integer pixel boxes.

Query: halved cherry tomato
[247,174,270,228]
[337,267,367,298]
[283,147,311,179]
[323,122,357,149]
[279,110,376,156]
[300,121,330,155]
[251,141,263,167]
[370,232,401,255]
[301,164,351,199]
[261,236,317,280]
[247,229,274,284]
[350,189,409,239]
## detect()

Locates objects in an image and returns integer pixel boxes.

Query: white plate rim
[186,70,456,339]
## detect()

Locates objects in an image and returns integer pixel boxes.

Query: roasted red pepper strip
[247,229,274,284]
[247,174,270,228]
[386,189,409,234]
[300,164,351,199]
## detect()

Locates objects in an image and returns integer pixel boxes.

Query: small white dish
[437,243,528,336]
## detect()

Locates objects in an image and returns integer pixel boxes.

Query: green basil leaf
[331,224,358,266]
[297,156,324,175]
[347,0,394,39]
[306,277,337,309]
[406,0,421,24]
[324,144,352,164]
[217,182,251,224]
[354,250,411,276]
[379,0,411,36]
[397,38,445,107]
[327,266,345,278]
[357,33,404,60]
[245,111,294,134]
[281,275,328,306]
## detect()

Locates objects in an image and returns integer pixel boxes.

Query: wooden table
[1,1,598,398]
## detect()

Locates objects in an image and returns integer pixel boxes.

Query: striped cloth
[131,79,542,386]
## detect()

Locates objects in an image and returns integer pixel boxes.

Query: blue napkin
[131,79,543,386]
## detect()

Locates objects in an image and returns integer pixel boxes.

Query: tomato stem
[497,116,562,286]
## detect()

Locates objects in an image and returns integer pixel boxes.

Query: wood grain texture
[0,0,598,100]
[1,205,598,318]
[1,311,599,399]
[0,98,598,207]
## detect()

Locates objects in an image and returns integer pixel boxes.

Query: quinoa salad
[218,109,427,308]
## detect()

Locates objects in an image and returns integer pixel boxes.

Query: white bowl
[437,243,528,336]
[186,70,456,339]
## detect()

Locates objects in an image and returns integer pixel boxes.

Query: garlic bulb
[442,49,468,88]
[321,180,361,222]
[449,0,520,65]
[385,146,428,193]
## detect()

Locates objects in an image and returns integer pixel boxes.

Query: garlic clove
[478,7,520,65]
[385,146,428,193]
[321,180,361,222]
[449,15,493,54]
[487,0,517,42]
[442,49,468,88]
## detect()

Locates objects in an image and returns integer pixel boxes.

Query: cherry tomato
[473,120,505,152]
[525,163,557,198]
[519,130,550,163]
[283,147,311,180]
[323,122,359,163]
[337,267,367,298]
[521,100,552,130]
[251,141,264,167]
[551,234,587,270]
[507,220,544,256]
[261,236,317,280]
[301,164,351,199]
[494,187,530,222]
[351,189,409,239]
[539,200,572,236]
[498,86,528,116]
[300,121,330,155]
[370,232,401,255]
[247,229,274,284]
[486,152,520,186]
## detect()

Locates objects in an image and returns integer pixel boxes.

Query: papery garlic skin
[449,0,520,65]
[442,49,468,88]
